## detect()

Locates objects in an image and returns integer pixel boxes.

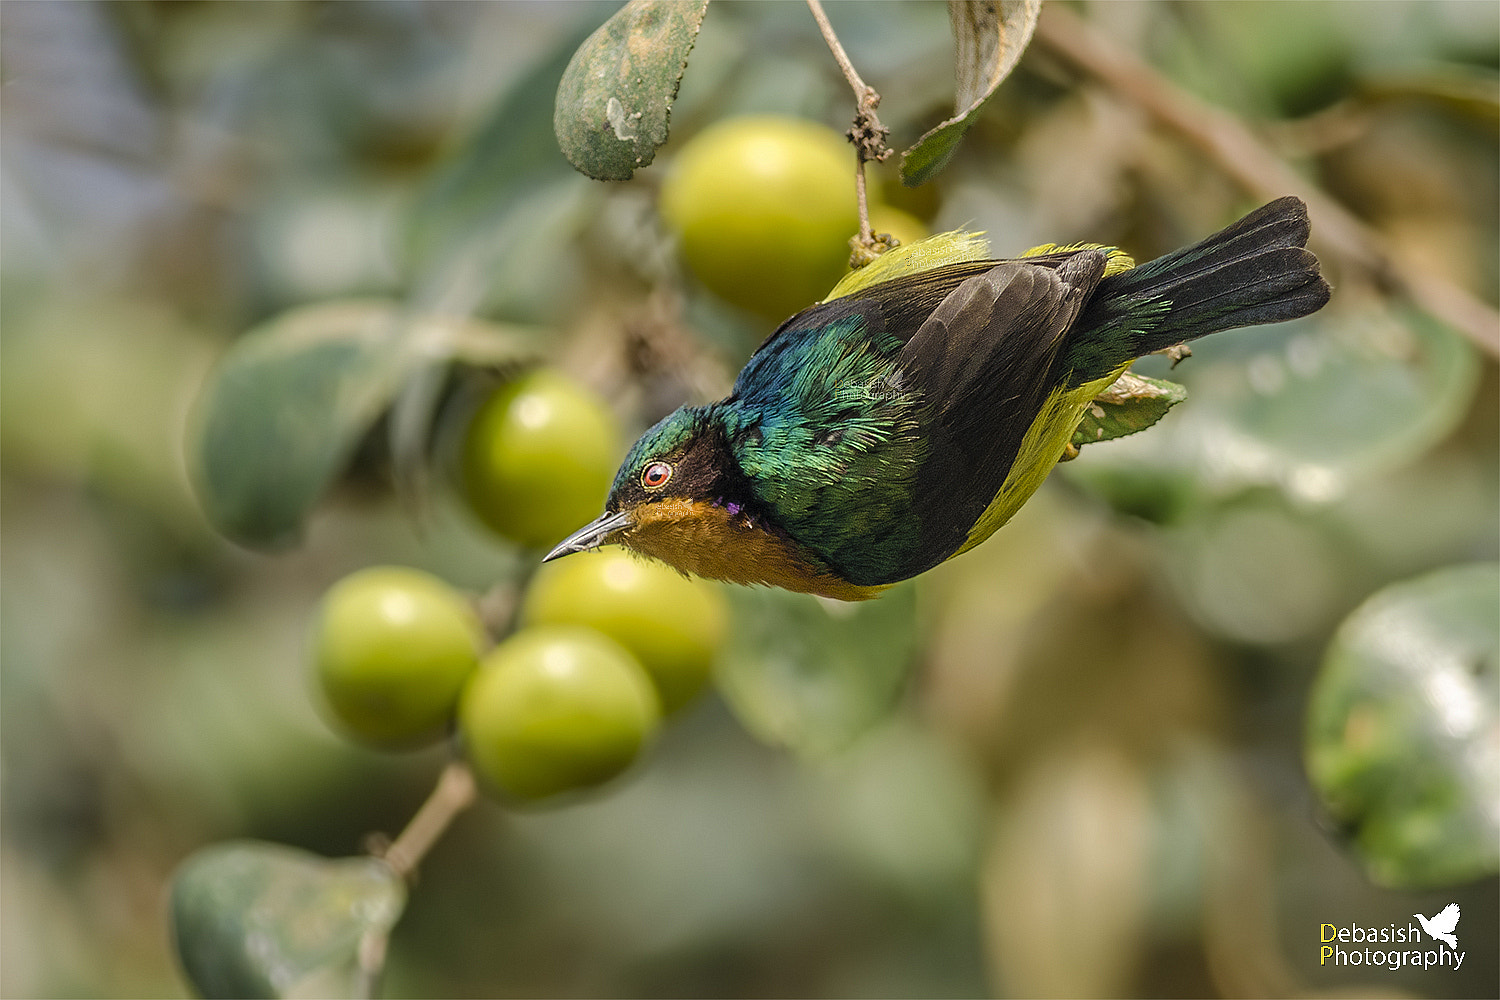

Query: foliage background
[1,1,1496,997]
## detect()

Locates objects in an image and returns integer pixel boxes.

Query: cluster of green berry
[311,370,726,803]
[305,114,929,807]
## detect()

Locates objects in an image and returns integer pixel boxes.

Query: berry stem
[382,759,477,879]
[356,760,478,998]
[853,163,873,248]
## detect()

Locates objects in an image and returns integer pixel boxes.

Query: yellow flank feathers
[826,234,1137,304]
[824,231,991,301]
[621,497,888,601]
[955,363,1131,556]
[1023,242,1136,277]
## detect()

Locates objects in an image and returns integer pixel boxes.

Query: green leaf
[170,841,405,1000]
[188,300,539,548]
[1305,564,1499,888]
[554,0,709,181]
[404,24,590,270]
[900,0,1041,186]
[395,32,598,510]
[188,301,410,549]
[1071,371,1188,450]
[715,584,918,757]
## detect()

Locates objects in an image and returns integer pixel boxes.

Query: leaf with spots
[170,841,406,999]
[1071,371,1188,451]
[554,0,709,181]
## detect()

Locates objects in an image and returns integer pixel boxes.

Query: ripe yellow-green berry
[461,369,621,549]
[522,549,727,713]
[661,115,858,322]
[314,566,483,749]
[459,626,660,801]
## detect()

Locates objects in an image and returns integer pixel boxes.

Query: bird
[546,196,1331,600]
[1414,903,1460,950]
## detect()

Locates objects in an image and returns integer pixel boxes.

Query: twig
[806,0,872,102]
[852,161,874,248]
[381,760,478,879]
[355,761,478,998]
[806,0,895,264]
[1032,4,1499,358]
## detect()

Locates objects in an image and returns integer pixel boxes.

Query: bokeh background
[2,1,1496,997]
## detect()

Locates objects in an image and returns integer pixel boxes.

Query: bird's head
[544,405,742,562]
[543,405,878,600]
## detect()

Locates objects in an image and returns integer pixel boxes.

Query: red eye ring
[641,461,673,490]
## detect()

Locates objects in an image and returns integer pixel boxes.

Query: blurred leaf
[170,841,405,1000]
[1066,307,1482,508]
[1306,563,1500,888]
[554,0,708,181]
[810,720,987,901]
[1072,371,1188,450]
[982,743,1151,997]
[1210,311,1480,486]
[1168,498,1353,645]
[388,182,584,508]
[188,301,538,549]
[189,301,409,549]
[900,0,1041,186]
[1359,68,1500,127]
[715,584,918,757]
[404,26,587,271]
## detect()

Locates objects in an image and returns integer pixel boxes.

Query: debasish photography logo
[1320,904,1466,971]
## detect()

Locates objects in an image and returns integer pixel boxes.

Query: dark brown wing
[750,259,1003,365]
[890,252,1107,572]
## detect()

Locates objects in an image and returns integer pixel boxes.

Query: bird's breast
[620,498,886,601]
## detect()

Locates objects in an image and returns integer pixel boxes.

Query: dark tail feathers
[1065,197,1330,382]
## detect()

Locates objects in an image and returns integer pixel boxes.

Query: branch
[381,760,477,879]
[806,0,896,264]
[1032,4,1499,358]
[806,0,876,107]
[356,761,478,997]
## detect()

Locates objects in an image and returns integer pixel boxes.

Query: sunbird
[547,197,1330,600]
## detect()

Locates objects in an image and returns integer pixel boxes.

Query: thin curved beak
[542,509,634,562]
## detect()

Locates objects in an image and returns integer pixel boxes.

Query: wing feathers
[889,254,1106,576]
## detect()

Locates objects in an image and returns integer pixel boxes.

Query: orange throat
[616,498,885,602]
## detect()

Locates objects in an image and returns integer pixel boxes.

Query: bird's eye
[641,461,673,490]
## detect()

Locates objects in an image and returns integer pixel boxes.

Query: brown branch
[1033,4,1499,358]
[806,0,894,263]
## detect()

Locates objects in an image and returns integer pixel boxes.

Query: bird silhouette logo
[1414,904,1461,951]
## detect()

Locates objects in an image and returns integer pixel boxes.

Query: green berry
[459,626,660,801]
[660,116,858,321]
[461,369,621,549]
[314,566,483,749]
[522,549,727,712]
